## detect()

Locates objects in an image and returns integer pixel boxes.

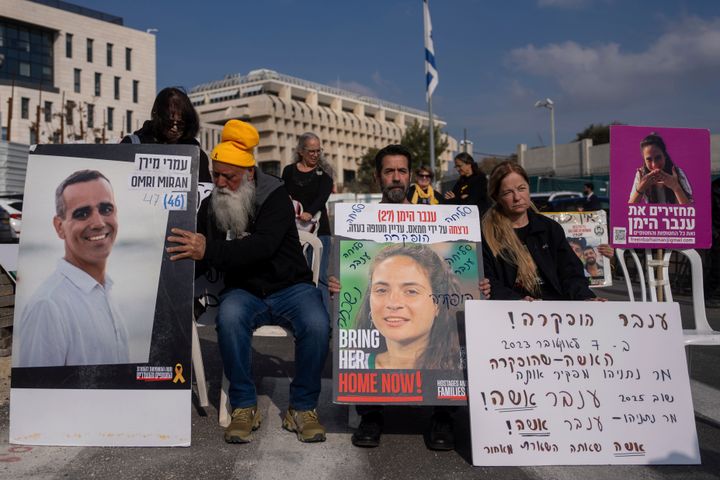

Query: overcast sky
[72,0,720,156]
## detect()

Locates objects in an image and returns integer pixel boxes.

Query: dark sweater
[121,121,211,183]
[483,210,595,301]
[197,169,313,298]
[447,173,490,216]
[281,164,333,236]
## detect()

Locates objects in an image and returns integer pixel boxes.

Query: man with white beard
[167,119,329,444]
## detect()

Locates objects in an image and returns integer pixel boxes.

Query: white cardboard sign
[334,203,481,243]
[465,300,700,465]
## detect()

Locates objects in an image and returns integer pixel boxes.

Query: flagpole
[428,95,435,177]
[423,0,438,177]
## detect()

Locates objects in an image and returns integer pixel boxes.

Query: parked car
[530,191,584,211]
[547,195,610,213]
[0,195,22,236]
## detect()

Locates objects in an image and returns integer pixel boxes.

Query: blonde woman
[482,161,603,301]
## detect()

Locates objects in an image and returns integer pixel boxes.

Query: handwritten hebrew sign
[465,300,700,465]
[334,203,482,244]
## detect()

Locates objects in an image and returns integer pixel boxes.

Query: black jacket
[197,169,313,298]
[121,120,211,183]
[584,193,601,211]
[483,210,595,300]
[281,164,333,236]
[447,173,490,216]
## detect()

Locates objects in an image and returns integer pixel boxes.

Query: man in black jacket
[167,120,329,444]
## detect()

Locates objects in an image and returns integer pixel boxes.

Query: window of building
[259,161,280,177]
[1,127,6,141]
[126,110,133,134]
[107,107,114,131]
[114,76,120,100]
[74,68,81,93]
[106,42,113,67]
[21,97,29,119]
[87,103,94,129]
[132,80,139,103]
[44,101,52,122]
[94,72,101,96]
[65,101,75,126]
[0,19,54,86]
[86,38,93,62]
[125,47,132,70]
[29,127,37,145]
[65,33,72,58]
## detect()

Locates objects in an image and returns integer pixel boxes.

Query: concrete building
[0,0,156,145]
[189,68,456,190]
[517,135,720,178]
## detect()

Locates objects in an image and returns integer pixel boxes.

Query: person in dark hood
[121,86,210,183]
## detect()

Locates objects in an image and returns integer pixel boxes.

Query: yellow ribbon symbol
[173,363,186,384]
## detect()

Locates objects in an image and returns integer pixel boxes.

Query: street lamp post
[534,98,556,175]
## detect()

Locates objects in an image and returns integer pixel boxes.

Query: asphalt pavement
[2,283,720,480]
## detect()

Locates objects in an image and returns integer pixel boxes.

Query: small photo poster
[10,144,198,446]
[609,125,711,249]
[543,211,612,288]
[332,203,483,405]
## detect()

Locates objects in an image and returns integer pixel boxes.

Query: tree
[401,120,449,174]
[574,122,624,145]
[345,121,450,193]
[345,147,379,193]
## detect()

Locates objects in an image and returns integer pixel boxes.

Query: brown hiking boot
[282,408,326,443]
[224,405,262,443]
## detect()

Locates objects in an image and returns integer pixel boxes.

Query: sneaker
[282,408,326,443]
[224,405,262,444]
[351,412,383,448]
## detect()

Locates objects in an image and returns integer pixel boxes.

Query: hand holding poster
[610,126,711,248]
[465,300,700,465]
[333,203,482,405]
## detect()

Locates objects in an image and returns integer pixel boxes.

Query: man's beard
[383,182,409,203]
[211,180,256,237]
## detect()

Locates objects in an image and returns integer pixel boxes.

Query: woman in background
[407,165,441,205]
[282,133,333,311]
[121,87,210,183]
[444,152,489,216]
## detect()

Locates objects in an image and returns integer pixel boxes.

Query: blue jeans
[318,234,331,313]
[216,283,329,411]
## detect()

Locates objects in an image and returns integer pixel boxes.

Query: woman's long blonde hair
[481,161,540,296]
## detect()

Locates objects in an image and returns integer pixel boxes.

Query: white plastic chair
[616,248,720,347]
[217,231,323,427]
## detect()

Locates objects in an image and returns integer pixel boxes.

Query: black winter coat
[121,121,211,183]
[197,169,313,298]
[482,210,595,300]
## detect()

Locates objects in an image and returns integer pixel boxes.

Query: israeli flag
[423,0,438,101]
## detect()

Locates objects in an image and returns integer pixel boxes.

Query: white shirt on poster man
[16,259,129,367]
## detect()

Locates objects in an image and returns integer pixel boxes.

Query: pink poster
[610,125,711,249]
